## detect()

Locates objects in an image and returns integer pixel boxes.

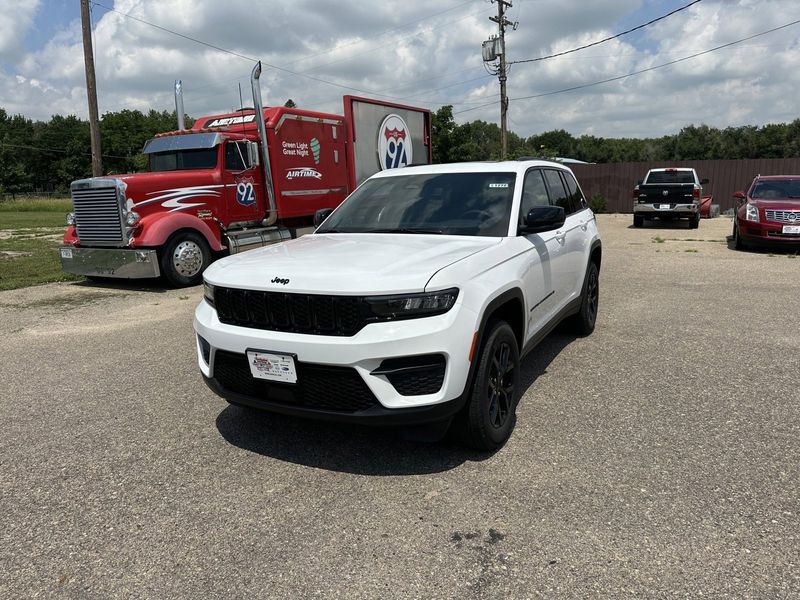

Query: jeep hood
[205,233,501,294]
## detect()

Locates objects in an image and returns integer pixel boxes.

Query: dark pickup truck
[632,168,707,228]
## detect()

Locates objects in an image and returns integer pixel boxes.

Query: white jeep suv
[194,160,601,450]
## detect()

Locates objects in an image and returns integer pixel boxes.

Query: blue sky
[3,1,800,138]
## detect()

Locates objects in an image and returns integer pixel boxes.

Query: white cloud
[0,0,40,61]
[3,0,800,139]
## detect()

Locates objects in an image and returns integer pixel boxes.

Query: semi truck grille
[72,185,124,245]
[765,209,800,224]
[213,350,380,413]
[215,287,364,336]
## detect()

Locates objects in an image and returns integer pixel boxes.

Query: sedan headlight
[745,203,759,222]
[203,281,215,307]
[364,288,458,320]
[66,212,75,226]
[124,211,141,227]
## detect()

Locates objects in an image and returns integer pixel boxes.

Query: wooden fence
[570,158,800,213]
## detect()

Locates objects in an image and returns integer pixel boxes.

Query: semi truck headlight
[203,281,215,307]
[745,203,759,222]
[125,211,141,227]
[66,212,75,226]
[365,288,458,320]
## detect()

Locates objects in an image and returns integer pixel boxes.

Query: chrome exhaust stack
[174,80,185,130]
[251,61,278,226]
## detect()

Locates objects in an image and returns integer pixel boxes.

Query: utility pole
[80,0,102,176]
[489,0,515,159]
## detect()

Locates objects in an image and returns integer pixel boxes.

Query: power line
[454,17,800,115]
[88,1,408,100]
[287,0,480,68]
[0,142,132,160]
[510,0,703,65]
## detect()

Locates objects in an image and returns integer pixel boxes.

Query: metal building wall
[570,158,800,213]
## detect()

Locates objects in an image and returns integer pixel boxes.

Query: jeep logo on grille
[271,277,290,285]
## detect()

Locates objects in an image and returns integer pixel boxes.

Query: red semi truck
[60,63,432,286]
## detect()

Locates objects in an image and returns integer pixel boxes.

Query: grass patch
[685,248,699,253]
[0,197,71,212]
[652,235,665,243]
[0,232,81,290]
[0,211,70,230]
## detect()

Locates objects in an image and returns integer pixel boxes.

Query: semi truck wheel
[160,231,210,287]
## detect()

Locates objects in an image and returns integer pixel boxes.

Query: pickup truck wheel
[689,214,700,229]
[160,232,210,287]
[633,215,644,228]
[567,261,599,336]
[459,321,520,451]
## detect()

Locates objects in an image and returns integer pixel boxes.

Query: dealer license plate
[60,248,73,259]
[246,350,298,384]
[782,225,800,235]
[658,204,671,210]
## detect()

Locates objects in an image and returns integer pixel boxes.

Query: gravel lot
[1,214,798,598]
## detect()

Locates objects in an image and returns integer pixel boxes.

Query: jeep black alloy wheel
[460,321,520,450]
[569,261,599,335]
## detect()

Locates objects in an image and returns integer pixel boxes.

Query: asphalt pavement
[1,214,798,598]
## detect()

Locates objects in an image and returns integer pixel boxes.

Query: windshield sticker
[377,114,412,171]
[489,183,509,188]
[286,167,322,180]
[205,114,255,128]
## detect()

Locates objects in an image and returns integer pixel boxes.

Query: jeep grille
[214,287,363,336]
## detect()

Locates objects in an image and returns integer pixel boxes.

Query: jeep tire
[458,321,520,451]
[567,261,599,336]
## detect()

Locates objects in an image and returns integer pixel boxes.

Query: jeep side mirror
[701,178,709,185]
[520,205,565,234]
[733,191,746,200]
[314,208,334,227]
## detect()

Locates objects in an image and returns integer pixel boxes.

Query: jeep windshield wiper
[361,227,444,235]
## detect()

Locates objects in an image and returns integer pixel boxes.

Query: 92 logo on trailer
[377,114,412,171]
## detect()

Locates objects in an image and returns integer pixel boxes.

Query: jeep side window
[561,171,586,211]
[543,169,573,214]
[519,169,550,226]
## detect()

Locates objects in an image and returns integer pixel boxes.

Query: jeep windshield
[316,172,516,237]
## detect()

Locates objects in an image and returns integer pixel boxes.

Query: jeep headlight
[203,281,215,307]
[745,203,759,222]
[364,288,458,320]
[66,212,75,226]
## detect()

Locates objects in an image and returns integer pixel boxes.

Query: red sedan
[732,175,800,250]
